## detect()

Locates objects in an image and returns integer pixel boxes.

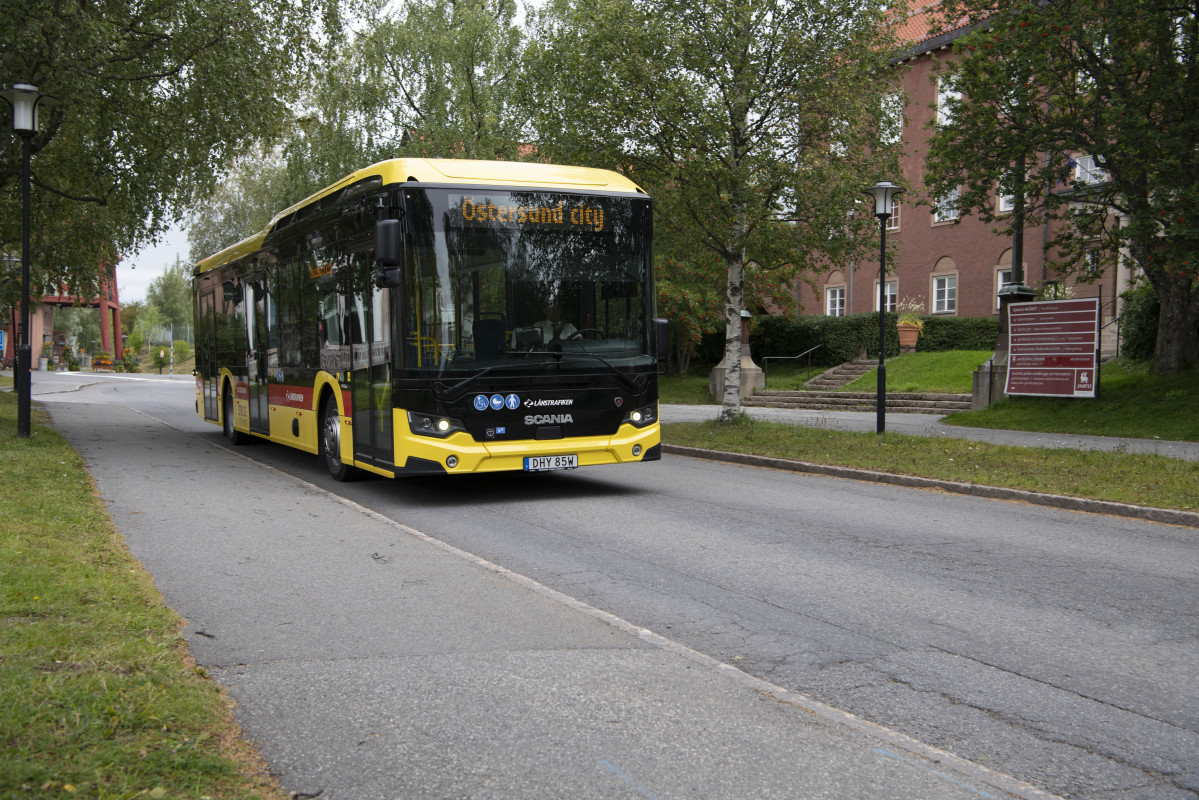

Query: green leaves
[0,0,338,304]
[925,0,1199,372]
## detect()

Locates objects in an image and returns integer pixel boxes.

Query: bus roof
[194,159,646,277]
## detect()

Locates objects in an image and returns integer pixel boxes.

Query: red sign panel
[1005,298,1100,398]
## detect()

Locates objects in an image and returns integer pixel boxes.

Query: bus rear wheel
[223,388,248,445]
[320,395,356,481]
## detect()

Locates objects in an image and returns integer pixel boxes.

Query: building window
[885,199,901,232]
[826,286,846,317]
[881,91,905,146]
[937,77,961,126]
[996,269,1013,309]
[933,275,957,313]
[1075,155,1107,185]
[934,187,960,223]
[875,280,897,312]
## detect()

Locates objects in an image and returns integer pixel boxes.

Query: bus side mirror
[376,219,402,266]
[653,318,669,361]
[373,219,404,288]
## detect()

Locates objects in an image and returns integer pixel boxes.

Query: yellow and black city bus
[192,158,666,480]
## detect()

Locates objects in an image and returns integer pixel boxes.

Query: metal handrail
[762,344,823,384]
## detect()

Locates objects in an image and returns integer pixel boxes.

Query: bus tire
[320,394,356,481]
[223,387,249,446]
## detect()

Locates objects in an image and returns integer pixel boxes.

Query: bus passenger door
[197,288,219,420]
[348,252,394,468]
[245,278,271,435]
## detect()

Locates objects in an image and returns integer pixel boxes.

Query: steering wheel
[568,328,606,340]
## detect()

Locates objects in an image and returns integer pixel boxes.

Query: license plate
[524,454,578,471]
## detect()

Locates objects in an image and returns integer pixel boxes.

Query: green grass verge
[662,416,1198,511]
[841,350,993,394]
[946,358,1199,441]
[0,392,283,800]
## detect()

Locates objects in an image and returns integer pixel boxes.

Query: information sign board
[1005,298,1100,398]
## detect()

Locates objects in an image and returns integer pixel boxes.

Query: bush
[122,350,140,373]
[1119,282,1158,361]
[172,339,192,361]
[693,313,1001,369]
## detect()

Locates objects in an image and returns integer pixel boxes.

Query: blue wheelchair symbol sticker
[473,395,490,411]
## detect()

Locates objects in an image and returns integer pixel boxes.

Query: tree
[338,0,529,160]
[0,0,339,307]
[144,258,192,333]
[925,0,1199,374]
[527,0,904,420]
[188,149,295,262]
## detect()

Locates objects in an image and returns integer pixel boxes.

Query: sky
[116,222,190,305]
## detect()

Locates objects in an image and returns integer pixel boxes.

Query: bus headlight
[408,411,467,439]
[622,404,657,428]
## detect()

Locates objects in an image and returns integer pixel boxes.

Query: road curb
[663,444,1199,528]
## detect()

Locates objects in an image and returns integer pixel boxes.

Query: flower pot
[897,323,920,351]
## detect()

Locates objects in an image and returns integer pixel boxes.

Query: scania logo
[524,413,574,425]
[523,398,574,407]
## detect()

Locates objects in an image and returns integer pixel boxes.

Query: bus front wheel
[320,396,356,481]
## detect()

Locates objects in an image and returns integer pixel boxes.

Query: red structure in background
[2,259,123,365]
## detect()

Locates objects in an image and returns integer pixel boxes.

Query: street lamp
[862,180,904,436]
[1,83,57,437]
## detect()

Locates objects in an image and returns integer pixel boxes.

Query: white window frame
[996,268,1013,310]
[937,77,961,126]
[874,280,898,312]
[885,198,901,232]
[881,91,905,146]
[1075,155,1107,186]
[934,187,960,224]
[826,286,846,317]
[933,275,957,314]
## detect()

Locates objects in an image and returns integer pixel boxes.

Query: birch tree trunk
[719,248,746,423]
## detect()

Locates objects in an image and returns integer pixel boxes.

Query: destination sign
[454,194,607,232]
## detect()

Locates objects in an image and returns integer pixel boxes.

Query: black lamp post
[862,180,904,436]
[1,83,56,437]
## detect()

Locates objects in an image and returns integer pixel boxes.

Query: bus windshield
[402,188,653,376]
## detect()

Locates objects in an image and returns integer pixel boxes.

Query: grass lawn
[663,416,1198,511]
[946,358,1199,441]
[0,392,284,800]
[660,353,1198,511]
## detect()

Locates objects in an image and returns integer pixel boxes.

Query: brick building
[798,5,1130,354]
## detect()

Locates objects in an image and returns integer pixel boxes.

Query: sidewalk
[41,391,1057,800]
[662,404,1199,461]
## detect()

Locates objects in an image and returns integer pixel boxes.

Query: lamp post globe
[862,181,904,436]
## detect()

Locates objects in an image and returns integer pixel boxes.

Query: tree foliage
[334,0,528,160]
[526,0,904,419]
[0,0,337,307]
[186,0,531,264]
[144,258,192,333]
[925,0,1199,374]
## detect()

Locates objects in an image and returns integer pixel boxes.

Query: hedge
[695,313,1000,369]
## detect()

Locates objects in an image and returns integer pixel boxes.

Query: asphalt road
[31,371,1199,800]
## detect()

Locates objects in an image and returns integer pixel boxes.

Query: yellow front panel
[392,409,659,474]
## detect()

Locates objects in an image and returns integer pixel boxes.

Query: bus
[192,158,666,480]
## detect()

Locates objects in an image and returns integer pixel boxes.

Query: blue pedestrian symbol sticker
[505,393,520,410]
[473,395,489,411]
[490,394,505,410]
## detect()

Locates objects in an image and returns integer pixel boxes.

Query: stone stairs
[747,358,971,415]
